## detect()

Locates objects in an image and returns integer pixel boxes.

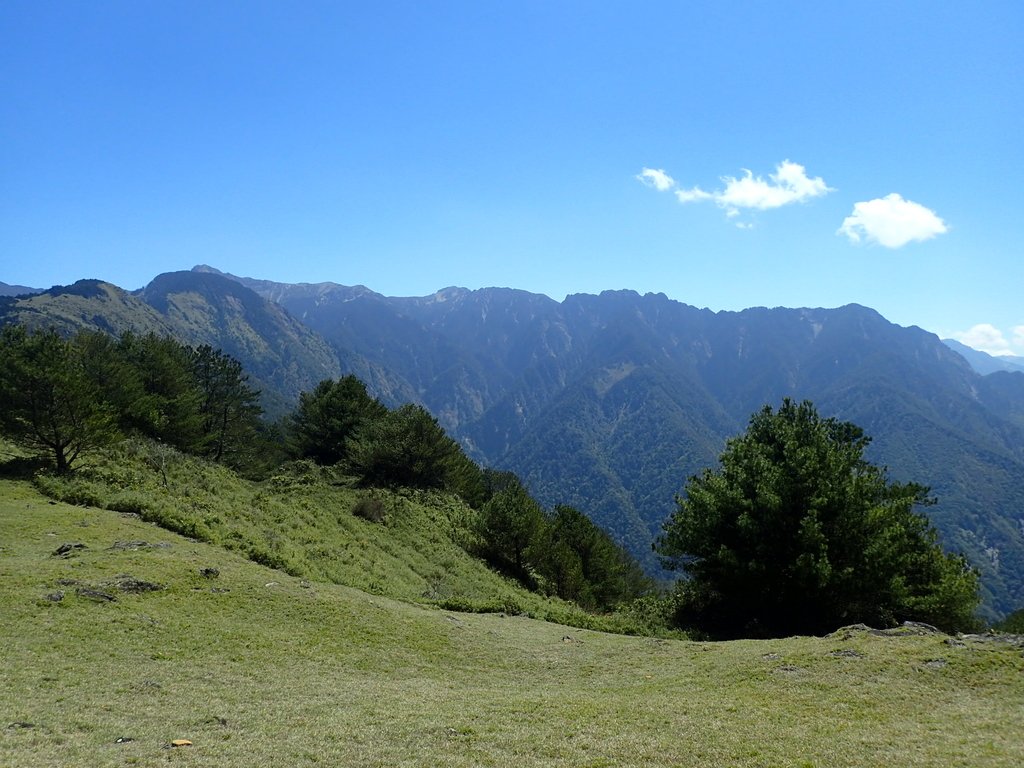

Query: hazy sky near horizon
[2,2,1021,355]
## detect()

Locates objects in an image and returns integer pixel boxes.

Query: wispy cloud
[837,193,948,248]
[952,324,1024,357]
[638,160,832,225]
[636,168,676,192]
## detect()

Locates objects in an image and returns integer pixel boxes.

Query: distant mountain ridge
[0,280,44,297]
[3,264,1024,619]
[943,338,1024,375]
[195,266,1024,619]
[0,272,341,416]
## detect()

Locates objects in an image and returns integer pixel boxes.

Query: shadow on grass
[0,454,49,480]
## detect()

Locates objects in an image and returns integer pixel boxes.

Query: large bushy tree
[288,376,387,465]
[658,399,979,638]
[189,344,263,464]
[116,331,205,451]
[475,476,547,584]
[0,326,119,472]
[347,403,472,492]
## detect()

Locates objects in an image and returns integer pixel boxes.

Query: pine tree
[658,399,979,637]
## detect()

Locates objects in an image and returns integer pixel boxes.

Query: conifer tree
[658,399,979,637]
[0,326,118,472]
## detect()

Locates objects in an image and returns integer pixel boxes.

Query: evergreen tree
[74,330,148,427]
[475,477,546,585]
[658,399,980,637]
[288,376,387,465]
[116,332,205,451]
[189,344,263,464]
[0,326,118,472]
[348,403,467,491]
[542,504,651,611]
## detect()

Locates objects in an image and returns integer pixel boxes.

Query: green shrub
[106,493,149,515]
[352,495,386,523]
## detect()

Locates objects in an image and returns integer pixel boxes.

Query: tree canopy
[0,326,118,472]
[288,376,387,465]
[0,327,264,472]
[658,399,980,638]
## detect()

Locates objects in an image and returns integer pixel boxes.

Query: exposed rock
[44,591,64,602]
[52,542,86,557]
[107,576,162,593]
[774,665,806,675]
[199,567,220,579]
[892,621,944,636]
[831,621,948,640]
[958,632,1024,648]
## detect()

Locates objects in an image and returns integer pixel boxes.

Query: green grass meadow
[2,448,1024,766]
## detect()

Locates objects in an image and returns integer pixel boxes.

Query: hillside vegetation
[3,474,1024,767]
[6,267,1024,618]
[209,270,1024,618]
[23,438,655,634]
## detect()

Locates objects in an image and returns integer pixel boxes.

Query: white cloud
[837,193,948,248]
[636,168,676,192]
[638,160,832,219]
[952,324,1015,357]
[715,161,832,212]
[1014,326,1024,350]
[674,186,713,204]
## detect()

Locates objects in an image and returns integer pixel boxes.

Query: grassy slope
[26,440,651,633]
[3,478,1024,767]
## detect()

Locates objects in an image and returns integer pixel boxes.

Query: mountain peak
[430,286,472,302]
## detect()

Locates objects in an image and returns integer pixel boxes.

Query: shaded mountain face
[202,266,1024,618]
[0,272,341,418]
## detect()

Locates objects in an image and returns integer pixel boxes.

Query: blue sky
[2,1,1021,354]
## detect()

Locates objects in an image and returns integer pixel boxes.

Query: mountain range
[0,280,44,297]
[943,338,1024,375]
[3,266,1023,619]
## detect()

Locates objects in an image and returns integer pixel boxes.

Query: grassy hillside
[3,477,1024,767]
[20,439,651,633]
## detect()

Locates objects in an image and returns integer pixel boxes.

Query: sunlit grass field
[25,439,662,634]
[3,473,1023,767]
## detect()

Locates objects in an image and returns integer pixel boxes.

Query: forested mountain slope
[4,264,1024,618]
[202,266,1024,619]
